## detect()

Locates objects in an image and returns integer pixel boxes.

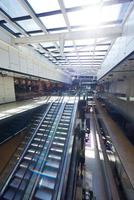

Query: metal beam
[0,9,28,36]
[58,0,79,69]
[13,26,122,45]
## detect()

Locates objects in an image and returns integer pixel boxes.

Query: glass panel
[75,40,95,46]
[68,8,100,27]
[95,45,110,50]
[65,41,74,46]
[65,52,77,56]
[64,47,75,52]
[0,0,28,18]
[97,38,111,43]
[101,4,122,22]
[4,23,19,33]
[40,42,55,48]
[30,32,44,36]
[77,46,94,51]
[48,29,68,34]
[94,51,106,55]
[0,16,4,21]
[68,4,121,27]
[93,56,104,59]
[78,56,90,59]
[28,0,60,13]
[78,52,90,56]
[40,14,66,29]
[17,19,40,31]
[64,0,101,8]
[67,57,78,59]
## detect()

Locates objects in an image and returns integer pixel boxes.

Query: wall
[97,5,134,79]
[99,74,134,122]
[0,28,71,84]
[0,76,15,104]
[108,76,134,99]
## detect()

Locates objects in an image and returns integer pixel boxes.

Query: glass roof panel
[75,39,95,45]
[48,29,68,34]
[65,52,77,56]
[76,46,94,52]
[101,4,122,22]
[17,19,40,32]
[30,32,44,36]
[0,16,4,21]
[68,4,121,27]
[0,0,28,18]
[68,8,100,27]
[67,57,78,59]
[94,51,106,55]
[71,26,93,32]
[4,23,19,33]
[78,52,90,56]
[65,40,74,46]
[64,0,101,8]
[64,47,75,52]
[28,0,60,13]
[40,14,66,29]
[93,56,104,59]
[97,38,111,43]
[40,42,55,48]
[95,45,109,50]
[69,56,90,59]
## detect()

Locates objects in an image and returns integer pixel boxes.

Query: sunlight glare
[68,4,121,28]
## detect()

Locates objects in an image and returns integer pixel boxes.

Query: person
[78,100,86,127]
[78,148,85,178]
[86,118,90,135]
[80,129,85,149]
[79,107,85,127]
[74,123,81,137]
[82,189,93,200]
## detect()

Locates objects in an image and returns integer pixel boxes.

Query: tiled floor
[84,113,107,200]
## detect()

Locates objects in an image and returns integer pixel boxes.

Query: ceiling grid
[0,0,132,76]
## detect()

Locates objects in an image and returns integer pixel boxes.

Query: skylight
[4,23,19,33]
[0,0,130,76]
[27,0,60,13]
[64,41,74,46]
[68,7,100,27]
[17,19,40,32]
[40,14,66,29]
[101,4,122,22]
[40,42,54,48]
[64,0,101,8]
[75,39,95,45]
[95,45,109,50]
[0,0,28,18]
[68,4,121,27]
